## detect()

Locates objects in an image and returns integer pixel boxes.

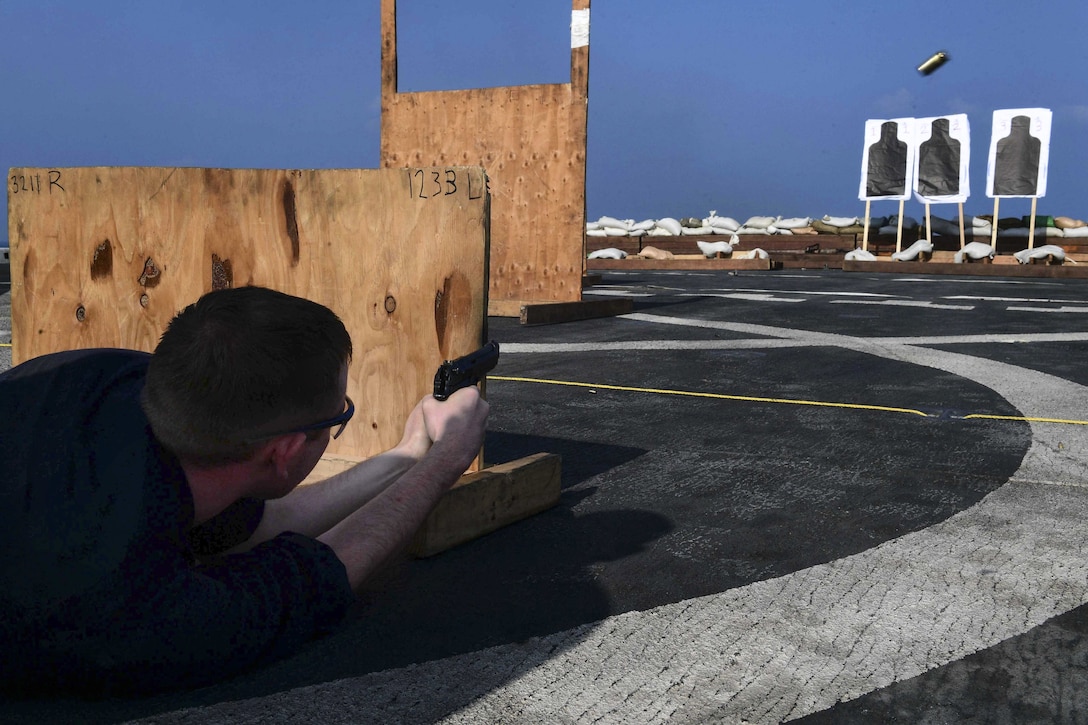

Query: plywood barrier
[8,165,491,464]
[9,165,562,553]
[380,0,591,314]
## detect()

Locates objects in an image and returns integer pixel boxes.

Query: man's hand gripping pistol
[433,341,500,401]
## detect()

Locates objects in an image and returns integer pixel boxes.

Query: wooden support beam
[585,258,775,272]
[410,452,562,557]
[582,273,603,287]
[517,298,634,326]
[304,452,562,558]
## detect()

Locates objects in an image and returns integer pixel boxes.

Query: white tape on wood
[571,9,589,48]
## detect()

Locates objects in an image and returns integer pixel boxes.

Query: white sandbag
[766,226,794,235]
[586,221,601,231]
[655,217,683,236]
[1014,245,1066,264]
[773,217,812,229]
[954,242,995,263]
[696,240,735,258]
[845,249,877,261]
[822,215,859,227]
[629,219,657,232]
[597,216,631,231]
[681,226,714,235]
[604,227,630,237]
[743,215,777,229]
[709,227,739,236]
[1063,226,1088,238]
[646,227,674,237]
[736,248,769,259]
[971,216,992,228]
[586,228,608,237]
[705,215,740,231]
[587,247,627,259]
[736,226,773,235]
[891,239,934,261]
[1000,227,1065,238]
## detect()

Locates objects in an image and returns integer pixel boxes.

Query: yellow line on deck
[489,375,928,417]
[489,375,1088,426]
[962,413,1088,426]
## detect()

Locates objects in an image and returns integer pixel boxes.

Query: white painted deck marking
[148,312,1088,724]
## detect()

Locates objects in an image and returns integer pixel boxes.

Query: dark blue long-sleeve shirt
[0,349,354,696]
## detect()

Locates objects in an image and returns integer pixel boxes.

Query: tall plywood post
[380,1,630,323]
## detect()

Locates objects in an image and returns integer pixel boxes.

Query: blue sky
[2,0,1086,245]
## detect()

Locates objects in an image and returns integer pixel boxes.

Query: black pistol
[433,341,500,401]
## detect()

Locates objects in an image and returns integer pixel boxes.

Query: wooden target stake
[958,202,966,250]
[896,199,905,253]
[863,199,871,251]
[1028,196,1038,250]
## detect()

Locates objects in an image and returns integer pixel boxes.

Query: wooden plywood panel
[380,0,589,309]
[8,166,490,461]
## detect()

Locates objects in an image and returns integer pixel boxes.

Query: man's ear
[265,433,308,478]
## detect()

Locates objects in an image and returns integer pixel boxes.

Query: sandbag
[1014,245,1066,264]
[655,217,683,236]
[822,215,859,227]
[773,217,812,229]
[1000,227,1064,238]
[705,215,740,231]
[696,240,734,258]
[597,216,631,231]
[587,247,627,259]
[736,248,769,259]
[845,249,877,261]
[927,216,964,236]
[743,215,776,229]
[1055,216,1087,229]
[638,246,675,260]
[892,239,934,261]
[954,242,995,263]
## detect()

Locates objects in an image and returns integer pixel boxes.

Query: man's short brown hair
[142,286,352,466]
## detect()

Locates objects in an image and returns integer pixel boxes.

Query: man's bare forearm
[239,449,421,548]
[317,440,469,588]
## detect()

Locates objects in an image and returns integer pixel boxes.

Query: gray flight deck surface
[4,269,1088,723]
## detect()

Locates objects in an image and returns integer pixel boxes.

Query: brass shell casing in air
[917,51,949,75]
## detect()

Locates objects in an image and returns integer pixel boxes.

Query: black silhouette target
[860,119,915,201]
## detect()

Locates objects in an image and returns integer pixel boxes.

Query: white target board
[986,108,1052,199]
[912,114,970,204]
